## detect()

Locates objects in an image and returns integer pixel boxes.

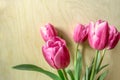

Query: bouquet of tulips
[13,20,120,80]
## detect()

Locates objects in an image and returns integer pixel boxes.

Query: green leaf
[74,49,82,80]
[82,56,97,80]
[88,65,92,77]
[97,70,109,80]
[57,70,65,80]
[13,64,61,80]
[82,66,90,80]
[82,64,92,80]
[90,50,99,80]
[82,77,85,80]
[83,52,98,80]
[88,58,94,79]
[85,66,88,80]
[98,64,109,73]
[96,51,101,71]
[82,55,94,80]
[67,69,75,80]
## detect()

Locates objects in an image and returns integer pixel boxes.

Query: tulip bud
[88,20,109,50]
[40,23,57,42]
[73,24,88,43]
[107,25,120,49]
[42,37,70,69]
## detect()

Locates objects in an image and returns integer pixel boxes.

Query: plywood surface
[0,0,120,80]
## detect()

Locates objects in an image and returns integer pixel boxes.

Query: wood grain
[0,0,120,80]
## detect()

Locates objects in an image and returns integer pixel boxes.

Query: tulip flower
[40,23,57,42]
[88,20,109,50]
[42,37,70,69]
[107,25,120,49]
[73,24,88,43]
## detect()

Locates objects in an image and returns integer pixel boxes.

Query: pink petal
[54,46,70,69]
[42,46,56,68]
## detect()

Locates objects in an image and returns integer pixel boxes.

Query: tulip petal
[42,37,70,69]
[73,24,88,43]
[45,23,57,37]
[107,26,120,49]
[88,20,109,50]
[40,23,57,42]
[54,46,70,69]
[42,46,56,68]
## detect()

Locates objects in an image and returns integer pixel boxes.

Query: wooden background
[0,0,120,80]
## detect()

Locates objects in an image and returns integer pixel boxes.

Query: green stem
[90,50,99,80]
[62,69,69,80]
[57,69,65,80]
[97,49,106,71]
[74,44,79,66]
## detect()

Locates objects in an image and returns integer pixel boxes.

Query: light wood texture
[0,0,120,80]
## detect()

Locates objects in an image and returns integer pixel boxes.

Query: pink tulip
[42,37,70,69]
[107,25,120,49]
[73,24,88,43]
[88,20,109,50]
[40,23,57,42]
